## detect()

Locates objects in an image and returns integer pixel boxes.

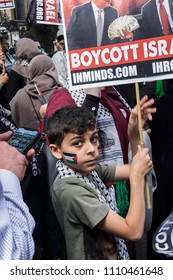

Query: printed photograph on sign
[0,0,15,9]
[60,0,173,88]
[36,0,62,25]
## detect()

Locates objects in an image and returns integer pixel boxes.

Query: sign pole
[135,82,151,209]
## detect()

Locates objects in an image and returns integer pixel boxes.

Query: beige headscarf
[25,54,59,96]
[12,38,41,78]
[10,55,59,129]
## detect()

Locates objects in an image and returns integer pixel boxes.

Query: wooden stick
[135,82,151,209]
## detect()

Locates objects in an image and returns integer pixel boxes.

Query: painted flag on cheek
[63,152,78,164]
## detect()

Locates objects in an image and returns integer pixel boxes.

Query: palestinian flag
[63,152,77,164]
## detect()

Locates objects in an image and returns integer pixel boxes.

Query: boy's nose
[86,142,96,154]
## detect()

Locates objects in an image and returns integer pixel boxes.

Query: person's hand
[130,145,153,179]
[0,72,9,88]
[39,104,48,119]
[54,41,63,52]
[0,130,13,141]
[118,28,134,40]
[26,148,35,162]
[0,141,29,181]
[0,131,35,181]
[128,95,156,139]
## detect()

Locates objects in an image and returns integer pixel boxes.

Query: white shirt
[52,51,68,87]
[91,1,104,26]
[0,169,35,259]
[156,0,173,32]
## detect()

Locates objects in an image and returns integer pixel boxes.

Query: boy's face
[51,129,100,175]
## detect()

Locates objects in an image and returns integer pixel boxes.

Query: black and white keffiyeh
[15,59,30,67]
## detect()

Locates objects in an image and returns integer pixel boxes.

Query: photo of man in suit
[136,0,173,39]
[67,0,120,50]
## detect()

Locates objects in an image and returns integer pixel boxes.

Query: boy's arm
[113,164,130,181]
[104,95,156,181]
[97,146,153,241]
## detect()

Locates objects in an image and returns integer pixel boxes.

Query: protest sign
[61,0,173,89]
[0,0,15,9]
[36,0,62,25]
[152,210,173,257]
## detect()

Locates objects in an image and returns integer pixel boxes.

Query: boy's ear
[49,144,63,159]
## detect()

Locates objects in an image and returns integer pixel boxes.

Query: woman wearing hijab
[6,38,41,103]
[10,54,59,130]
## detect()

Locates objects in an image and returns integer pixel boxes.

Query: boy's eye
[73,140,82,147]
[91,136,99,143]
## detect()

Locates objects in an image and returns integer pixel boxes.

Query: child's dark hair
[45,106,96,146]
[57,34,64,42]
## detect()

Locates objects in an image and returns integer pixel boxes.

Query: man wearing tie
[66,0,119,50]
[136,0,173,39]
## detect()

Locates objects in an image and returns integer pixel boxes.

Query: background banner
[36,0,62,25]
[0,0,15,10]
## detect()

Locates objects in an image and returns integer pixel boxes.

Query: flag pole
[135,82,151,209]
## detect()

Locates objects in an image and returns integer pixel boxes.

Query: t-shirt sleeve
[58,183,109,229]
[95,164,116,187]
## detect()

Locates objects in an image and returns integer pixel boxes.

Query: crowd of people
[0,0,173,261]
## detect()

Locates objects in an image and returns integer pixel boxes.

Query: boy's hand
[128,95,156,140]
[130,145,153,179]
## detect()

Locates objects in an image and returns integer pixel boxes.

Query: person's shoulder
[142,0,153,11]
[11,87,24,100]
[10,86,28,110]
[77,2,90,9]
[106,6,118,14]
[72,2,90,13]
[95,163,116,183]
[52,50,64,60]
[51,175,94,200]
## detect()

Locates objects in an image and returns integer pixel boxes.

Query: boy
[45,98,155,260]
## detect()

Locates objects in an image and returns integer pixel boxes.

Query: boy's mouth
[85,159,97,164]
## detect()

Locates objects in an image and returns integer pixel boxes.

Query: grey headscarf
[12,38,41,78]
